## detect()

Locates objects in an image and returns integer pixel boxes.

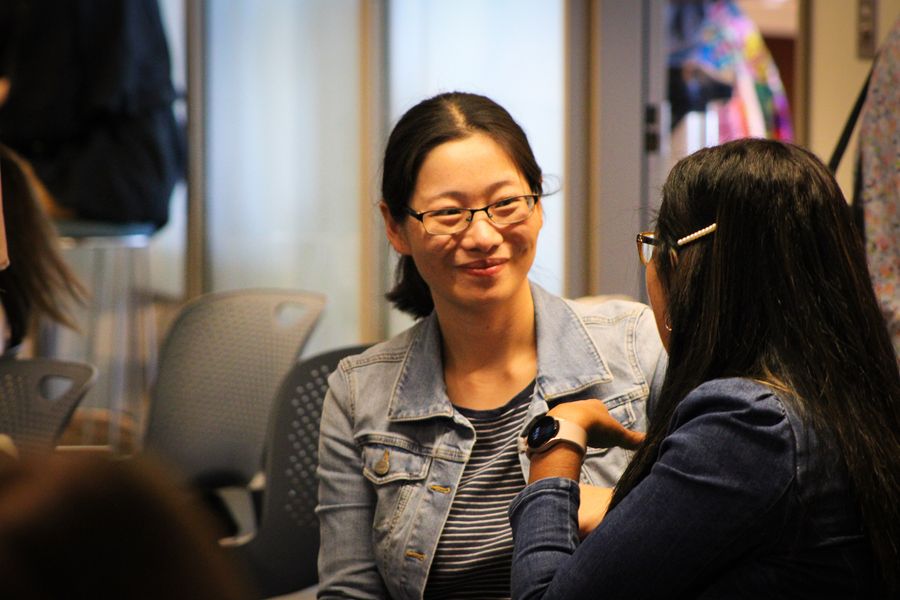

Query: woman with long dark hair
[509,138,900,598]
[316,92,665,598]
[0,143,85,355]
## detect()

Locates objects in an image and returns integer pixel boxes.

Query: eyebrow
[421,179,523,204]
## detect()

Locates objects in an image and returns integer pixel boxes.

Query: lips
[458,257,508,276]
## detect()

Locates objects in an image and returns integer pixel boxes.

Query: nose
[460,211,502,252]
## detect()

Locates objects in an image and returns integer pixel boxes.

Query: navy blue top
[509,378,876,599]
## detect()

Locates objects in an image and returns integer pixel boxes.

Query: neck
[434,286,538,409]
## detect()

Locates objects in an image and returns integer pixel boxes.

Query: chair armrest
[216,486,258,547]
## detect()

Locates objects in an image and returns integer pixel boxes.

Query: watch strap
[523,416,588,457]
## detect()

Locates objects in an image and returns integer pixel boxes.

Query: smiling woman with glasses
[510,138,900,599]
[316,92,666,599]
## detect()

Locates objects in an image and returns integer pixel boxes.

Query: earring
[664,315,673,332]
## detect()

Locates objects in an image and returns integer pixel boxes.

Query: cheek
[510,217,542,251]
[645,261,670,347]
[408,236,455,273]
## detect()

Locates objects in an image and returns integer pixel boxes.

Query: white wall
[808,0,900,196]
[206,0,364,354]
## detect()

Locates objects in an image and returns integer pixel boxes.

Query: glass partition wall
[204,1,365,354]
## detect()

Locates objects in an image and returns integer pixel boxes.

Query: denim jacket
[316,283,666,600]
[509,378,876,599]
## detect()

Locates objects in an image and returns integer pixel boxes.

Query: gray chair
[0,357,97,456]
[143,289,325,492]
[232,344,370,598]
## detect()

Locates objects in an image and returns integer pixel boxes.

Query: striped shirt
[424,382,534,599]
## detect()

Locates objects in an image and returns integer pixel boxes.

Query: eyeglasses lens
[641,242,655,265]
[422,195,535,235]
[490,196,533,224]
[636,232,656,265]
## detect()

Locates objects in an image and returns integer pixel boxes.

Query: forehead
[414,133,525,199]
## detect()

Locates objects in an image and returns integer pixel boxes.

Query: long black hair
[610,139,900,589]
[381,92,543,318]
[0,144,85,351]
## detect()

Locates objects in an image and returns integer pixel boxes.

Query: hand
[548,399,645,450]
[578,484,612,538]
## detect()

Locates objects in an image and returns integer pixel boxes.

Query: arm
[533,400,643,537]
[316,370,388,599]
[510,383,795,599]
[576,484,612,539]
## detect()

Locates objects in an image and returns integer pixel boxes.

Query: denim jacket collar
[387,282,612,422]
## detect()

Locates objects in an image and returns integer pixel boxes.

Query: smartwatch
[521,415,587,458]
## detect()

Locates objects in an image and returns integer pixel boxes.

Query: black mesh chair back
[0,358,97,456]
[236,344,370,598]
[144,289,325,486]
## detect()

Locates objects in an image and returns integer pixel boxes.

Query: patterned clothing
[858,17,900,360]
[668,0,793,141]
[424,383,533,599]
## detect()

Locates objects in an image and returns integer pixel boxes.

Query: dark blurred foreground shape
[0,453,255,599]
[0,0,183,229]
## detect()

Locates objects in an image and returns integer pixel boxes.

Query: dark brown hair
[0,453,254,599]
[611,139,900,592]
[0,143,85,350]
[381,92,543,318]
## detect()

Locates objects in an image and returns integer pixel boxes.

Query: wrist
[521,414,588,459]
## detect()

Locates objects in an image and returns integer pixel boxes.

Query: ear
[379,201,412,255]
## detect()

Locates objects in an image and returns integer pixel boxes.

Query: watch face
[527,416,560,449]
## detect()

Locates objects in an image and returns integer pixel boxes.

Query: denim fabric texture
[509,378,876,599]
[316,283,666,600]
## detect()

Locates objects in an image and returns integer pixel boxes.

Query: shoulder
[339,327,419,370]
[564,296,665,381]
[667,378,794,467]
[326,320,425,394]
[565,296,659,347]
[659,378,797,502]
[565,296,652,323]
[675,378,787,424]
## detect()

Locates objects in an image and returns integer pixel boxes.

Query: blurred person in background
[0,144,84,356]
[857,16,900,360]
[0,0,183,228]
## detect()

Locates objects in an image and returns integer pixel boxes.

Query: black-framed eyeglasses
[404,194,539,236]
[636,223,717,265]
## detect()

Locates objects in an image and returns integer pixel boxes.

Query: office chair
[0,357,97,456]
[232,343,370,598]
[143,289,325,495]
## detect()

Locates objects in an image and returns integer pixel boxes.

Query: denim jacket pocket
[585,391,644,468]
[362,441,431,484]
[360,438,433,563]
[603,391,639,429]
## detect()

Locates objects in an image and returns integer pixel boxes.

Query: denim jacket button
[374,449,390,475]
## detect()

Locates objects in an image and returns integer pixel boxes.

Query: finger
[620,428,645,450]
[589,419,645,450]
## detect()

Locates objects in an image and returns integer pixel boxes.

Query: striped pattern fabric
[424,383,533,599]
